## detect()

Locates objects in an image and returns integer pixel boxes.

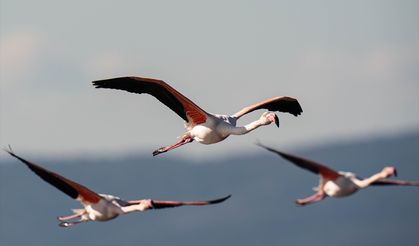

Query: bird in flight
[92,77,302,156]
[257,143,419,206]
[4,147,231,227]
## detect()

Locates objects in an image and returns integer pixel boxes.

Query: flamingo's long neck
[227,119,264,135]
[120,201,149,214]
[352,169,391,188]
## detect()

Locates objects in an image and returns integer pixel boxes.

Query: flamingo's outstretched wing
[150,194,231,209]
[371,179,419,186]
[93,77,208,126]
[4,148,101,204]
[257,143,340,180]
[233,96,303,119]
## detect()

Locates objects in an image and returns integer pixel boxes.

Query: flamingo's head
[260,112,279,127]
[382,166,397,177]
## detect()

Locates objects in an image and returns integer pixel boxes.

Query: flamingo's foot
[152,147,166,156]
[295,200,307,206]
[59,222,73,227]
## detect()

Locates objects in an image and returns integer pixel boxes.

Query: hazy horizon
[1,131,418,246]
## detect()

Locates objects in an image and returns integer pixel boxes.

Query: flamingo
[92,77,302,156]
[4,147,231,227]
[257,143,419,206]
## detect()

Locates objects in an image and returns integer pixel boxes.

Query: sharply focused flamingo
[257,143,419,206]
[92,77,302,156]
[4,148,231,227]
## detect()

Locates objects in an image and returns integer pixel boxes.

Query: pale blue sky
[1,0,418,157]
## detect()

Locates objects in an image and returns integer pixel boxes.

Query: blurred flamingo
[257,143,419,206]
[4,147,231,227]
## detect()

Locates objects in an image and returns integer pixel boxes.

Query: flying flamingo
[4,147,231,227]
[92,77,302,156]
[257,143,419,206]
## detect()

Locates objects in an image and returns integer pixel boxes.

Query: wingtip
[294,109,303,117]
[210,194,232,204]
[255,141,269,150]
[255,141,276,153]
[91,80,102,88]
[293,102,303,117]
[255,142,285,156]
[92,78,114,88]
[223,194,232,201]
[3,144,14,155]
[92,76,138,88]
[254,140,263,147]
[3,147,31,165]
[2,147,34,168]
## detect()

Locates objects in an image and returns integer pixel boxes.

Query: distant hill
[1,131,418,246]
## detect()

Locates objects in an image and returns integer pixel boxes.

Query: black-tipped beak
[274,114,279,127]
[394,168,398,177]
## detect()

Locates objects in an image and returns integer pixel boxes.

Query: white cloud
[0,31,47,87]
